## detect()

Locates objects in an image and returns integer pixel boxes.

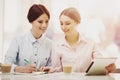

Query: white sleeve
[4,37,19,73]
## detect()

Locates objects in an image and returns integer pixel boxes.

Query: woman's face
[60,15,78,35]
[31,13,49,35]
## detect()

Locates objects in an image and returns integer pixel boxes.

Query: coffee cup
[63,64,72,74]
[1,64,11,73]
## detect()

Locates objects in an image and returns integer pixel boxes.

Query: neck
[31,29,42,39]
[65,32,79,46]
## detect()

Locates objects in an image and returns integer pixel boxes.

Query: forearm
[14,64,36,73]
[14,66,26,73]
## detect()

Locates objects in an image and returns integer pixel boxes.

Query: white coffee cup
[62,61,73,74]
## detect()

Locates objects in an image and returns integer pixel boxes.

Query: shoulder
[12,32,30,43]
[80,33,95,45]
[42,36,53,48]
[44,36,52,43]
[79,34,99,50]
[43,35,52,43]
[53,33,65,45]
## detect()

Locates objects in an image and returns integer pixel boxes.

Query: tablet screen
[86,57,117,75]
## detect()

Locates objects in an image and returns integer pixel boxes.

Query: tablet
[86,57,117,75]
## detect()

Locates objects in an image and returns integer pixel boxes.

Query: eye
[38,21,43,23]
[60,22,63,25]
[60,23,63,25]
[46,20,49,24]
[66,23,70,25]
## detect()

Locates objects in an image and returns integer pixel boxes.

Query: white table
[0,72,120,80]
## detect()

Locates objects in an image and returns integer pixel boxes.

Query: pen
[24,59,30,64]
[24,59,39,72]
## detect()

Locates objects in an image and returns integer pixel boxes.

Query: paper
[13,72,45,75]
[32,72,45,75]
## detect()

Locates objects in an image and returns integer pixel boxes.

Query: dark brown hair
[59,7,81,23]
[27,4,50,23]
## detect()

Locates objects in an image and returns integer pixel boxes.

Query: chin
[64,32,69,35]
[41,30,46,34]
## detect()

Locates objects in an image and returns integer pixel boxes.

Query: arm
[4,37,19,73]
[40,48,63,73]
[14,64,36,73]
[4,37,36,73]
[51,45,63,72]
[39,50,54,73]
[45,50,52,66]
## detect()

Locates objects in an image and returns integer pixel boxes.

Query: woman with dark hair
[4,4,52,73]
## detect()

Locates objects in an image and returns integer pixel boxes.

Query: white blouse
[4,31,52,73]
[52,33,102,72]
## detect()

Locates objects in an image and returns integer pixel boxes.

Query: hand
[105,63,116,73]
[15,64,36,73]
[39,66,55,73]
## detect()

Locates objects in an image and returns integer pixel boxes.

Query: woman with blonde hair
[52,7,116,73]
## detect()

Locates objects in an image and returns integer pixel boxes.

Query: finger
[30,64,36,68]
[43,67,50,71]
[48,68,55,73]
[25,68,33,73]
[30,67,36,72]
[109,63,115,67]
[106,66,115,73]
[39,67,44,72]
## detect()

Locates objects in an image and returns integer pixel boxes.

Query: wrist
[14,66,24,73]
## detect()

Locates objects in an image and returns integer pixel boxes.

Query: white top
[4,31,52,73]
[52,33,102,72]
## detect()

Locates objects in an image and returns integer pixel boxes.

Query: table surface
[0,72,120,80]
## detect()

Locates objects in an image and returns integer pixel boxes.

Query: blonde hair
[59,7,81,23]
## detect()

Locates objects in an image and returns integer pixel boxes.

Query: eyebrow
[60,20,71,23]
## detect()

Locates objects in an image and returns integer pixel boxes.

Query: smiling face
[60,15,78,35]
[31,13,49,38]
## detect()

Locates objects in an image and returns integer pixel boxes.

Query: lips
[63,29,69,33]
[39,27,46,31]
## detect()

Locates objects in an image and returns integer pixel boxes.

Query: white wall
[1,0,120,62]
[0,0,4,62]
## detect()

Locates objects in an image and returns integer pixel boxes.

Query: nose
[61,25,65,29]
[42,22,47,28]
[61,25,66,30]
